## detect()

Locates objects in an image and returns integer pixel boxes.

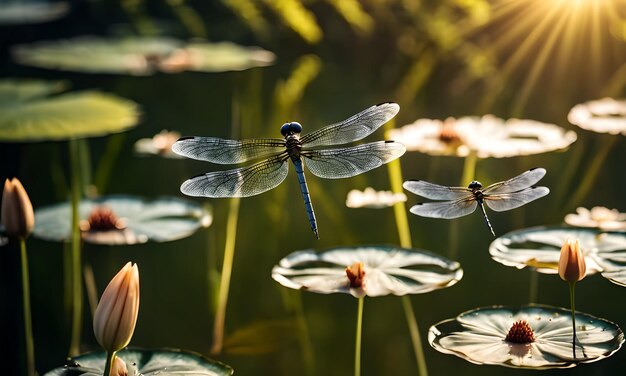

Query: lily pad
[33,195,212,245]
[12,36,182,75]
[12,36,275,75]
[0,2,68,25]
[272,245,463,298]
[0,79,139,142]
[429,305,624,369]
[489,226,626,275]
[43,348,233,375]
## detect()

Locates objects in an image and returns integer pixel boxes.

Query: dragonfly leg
[293,159,319,239]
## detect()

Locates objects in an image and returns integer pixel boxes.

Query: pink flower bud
[558,239,586,283]
[1,178,34,239]
[93,262,140,352]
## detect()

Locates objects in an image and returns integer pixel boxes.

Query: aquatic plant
[429,305,624,369]
[568,97,626,136]
[345,187,407,209]
[272,245,462,375]
[565,206,626,231]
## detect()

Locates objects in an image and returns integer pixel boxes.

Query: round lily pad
[12,36,275,75]
[489,226,626,275]
[43,348,233,375]
[272,245,463,298]
[0,79,139,142]
[33,195,212,245]
[0,2,68,25]
[429,305,624,369]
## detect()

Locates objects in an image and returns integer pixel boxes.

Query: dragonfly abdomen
[292,158,319,239]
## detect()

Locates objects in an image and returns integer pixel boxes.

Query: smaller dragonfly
[172,103,406,239]
[403,168,549,236]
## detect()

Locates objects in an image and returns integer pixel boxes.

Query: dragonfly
[172,102,406,239]
[403,168,549,236]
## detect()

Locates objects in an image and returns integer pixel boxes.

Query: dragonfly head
[468,180,482,190]
[280,122,303,136]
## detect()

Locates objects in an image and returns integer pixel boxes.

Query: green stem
[103,350,116,376]
[20,239,35,376]
[569,282,577,357]
[528,268,538,303]
[83,262,99,319]
[354,297,364,376]
[210,197,240,355]
[384,128,428,376]
[68,138,83,357]
[402,296,428,376]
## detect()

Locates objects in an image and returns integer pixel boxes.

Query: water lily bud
[558,239,586,283]
[93,262,140,352]
[1,178,34,239]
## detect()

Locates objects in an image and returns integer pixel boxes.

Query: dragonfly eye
[468,181,482,190]
[290,122,302,134]
[280,123,291,136]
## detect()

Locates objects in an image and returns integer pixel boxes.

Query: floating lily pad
[429,305,624,369]
[160,41,276,73]
[12,36,182,75]
[489,226,626,275]
[0,79,139,142]
[12,36,275,75]
[33,195,212,245]
[568,97,626,135]
[0,2,68,25]
[272,245,463,298]
[43,348,233,375]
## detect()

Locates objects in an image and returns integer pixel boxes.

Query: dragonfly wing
[180,155,289,197]
[300,103,399,147]
[172,136,285,164]
[403,180,471,200]
[409,199,478,219]
[484,186,550,212]
[302,141,405,179]
[482,168,547,194]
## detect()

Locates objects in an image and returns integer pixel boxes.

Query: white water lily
[345,187,406,209]
[568,97,626,135]
[428,305,624,369]
[272,246,463,298]
[33,195,211,245]
[387,115,576,158]
[565,206,626,231]
[489,226,626,276]
[134,130,183,158]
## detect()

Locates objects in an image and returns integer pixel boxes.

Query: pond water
[1,1,626,375]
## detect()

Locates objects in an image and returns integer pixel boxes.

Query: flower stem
[20,239,36,376]
[103,350,116,376]
[210,196,240,355]
[384,128,429,376]
[68,138,83,357]
[569,282,577,357]
[402,296,428,376]
[354,297,364,376]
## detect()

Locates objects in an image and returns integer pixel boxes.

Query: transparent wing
[302,141,405,179]
[300,103,399,147]
[484,186,550,212]
[180,155,289,197]
[172,136,285,164]
[403,180,471,200]
[409,199,478,219]
[482,168,547,194]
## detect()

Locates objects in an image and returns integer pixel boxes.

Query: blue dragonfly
[403,168,549,236]
[172,103,405,239]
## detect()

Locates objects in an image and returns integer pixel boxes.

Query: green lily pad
[0,2,69,25]
[33,195,211,245]
[0,79,139,142]
[12,36,182,75]
[12,36,275,75]
[43,348,233,375]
